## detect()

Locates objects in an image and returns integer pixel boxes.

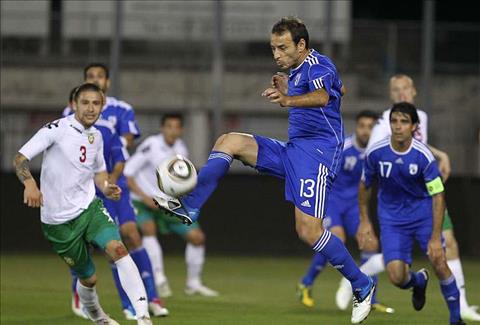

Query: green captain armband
[426,177,444,196]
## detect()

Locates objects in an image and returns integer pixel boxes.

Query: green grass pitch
[1,254,479,324]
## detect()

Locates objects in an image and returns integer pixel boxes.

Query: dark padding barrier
[1,173,479,257]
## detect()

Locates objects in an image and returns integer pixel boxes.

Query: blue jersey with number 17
[287,49,344,174]
[362,137,442,226]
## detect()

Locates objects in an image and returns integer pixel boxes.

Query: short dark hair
[69,86,79,103]
[83,63,109,80]
[73,83,105,103]
[389,102,419,125]
[161,113,184,126]
[271,17,309,48]
[356,110,379,121]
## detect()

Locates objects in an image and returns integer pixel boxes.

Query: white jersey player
[124,114,218,298]
[336,74,480,321]
[13,83,153,325]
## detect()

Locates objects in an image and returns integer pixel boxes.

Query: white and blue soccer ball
[156,155,197,197]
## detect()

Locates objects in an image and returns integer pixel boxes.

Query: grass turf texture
[1,254,479,324]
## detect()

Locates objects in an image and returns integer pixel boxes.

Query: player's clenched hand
[356,220,374,250]
[103,182,122,201]
[262,87,290,107]
[427,237,444,263]
[271,72,288,95]
[23,179,43,208]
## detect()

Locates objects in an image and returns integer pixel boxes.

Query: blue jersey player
[297,110,394,314]
[156,17,375,324]
[63,63,140,149]
[65,87,168,320]
[358,102,464,325]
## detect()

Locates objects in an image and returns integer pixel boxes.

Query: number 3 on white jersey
[300,179,315,198]
[379,161,392,178]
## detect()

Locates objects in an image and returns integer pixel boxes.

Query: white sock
[360,253,385,276]
[186,243,205,287]
[447,258,469,310]
[143,235,167,285]
[115,255,149,318]
[76,281,105,321]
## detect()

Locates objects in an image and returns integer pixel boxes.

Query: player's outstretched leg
[295,209,374,324]
[155,133,258,224]
[297,252,327,307]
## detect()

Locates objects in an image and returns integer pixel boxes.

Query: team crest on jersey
[63,256,75,266]
[294,73,302,86]
[409,163,418,175]
[87,133,95,144]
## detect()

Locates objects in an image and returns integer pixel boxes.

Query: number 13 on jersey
[300,178,315,198]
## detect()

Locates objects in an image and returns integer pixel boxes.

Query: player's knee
[362,236,379,252]
[120,225,142,250]
[79,274,97,287]
[213,132,245,155]
[387,266,407,286]
[187,229,205,246]
[296,224,323,246]
[106,240,129,260]
[141,220,157,237]
[431,258,450,277]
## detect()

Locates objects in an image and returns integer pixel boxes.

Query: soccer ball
[156,155,197,197]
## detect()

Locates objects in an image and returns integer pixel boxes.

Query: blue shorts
[323,195,359,237]
[254,135,337,218]
[380,217,444,265]
[98,187,137,226]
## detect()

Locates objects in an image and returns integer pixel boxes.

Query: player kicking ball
[155,17,375,324]
[357,102,465,325]
[13,83,152,325]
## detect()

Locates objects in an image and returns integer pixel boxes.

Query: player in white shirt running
[13,83,153,325]
[124,114,218,298]
[335,74,479,321]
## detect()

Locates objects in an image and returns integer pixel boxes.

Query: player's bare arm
[357,181,375,249]
[428,192,446,262]
[428,145,451,181]
[94,171,122,201]
[122,134,135,148]
[110,161,125,184]
[262,87,329,108]
[13,152,43,208]
[126,176,157,209]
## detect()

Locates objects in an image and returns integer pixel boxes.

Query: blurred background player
[13,83,152,325]
[64,87,168,320]
[63,63,140,149]
[124,113,218,297]
[358,102,464,325]
[297,110,394,314]
[156,17,376,324]
[336,74,479,321]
